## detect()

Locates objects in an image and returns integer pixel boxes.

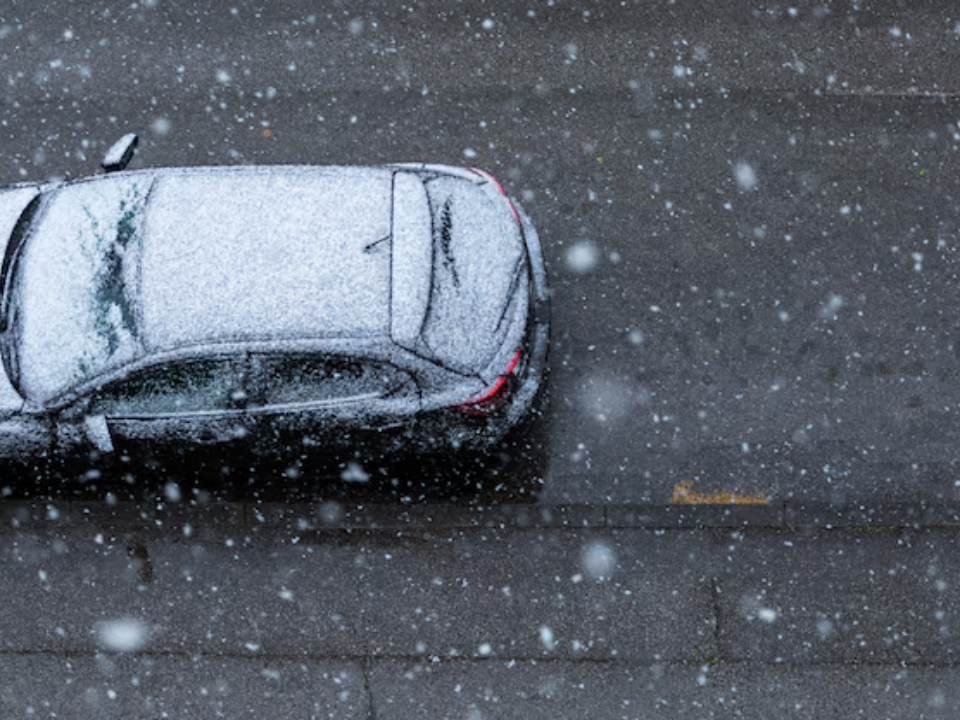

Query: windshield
[8,176,150,403]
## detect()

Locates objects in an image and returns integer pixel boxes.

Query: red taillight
[469,167,521,224]
[453,349,522,416]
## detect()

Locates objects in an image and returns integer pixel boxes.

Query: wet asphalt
[2,1,960,717]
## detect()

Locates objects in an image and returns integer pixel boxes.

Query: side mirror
[101,133,139,172]
[83,414,115,453]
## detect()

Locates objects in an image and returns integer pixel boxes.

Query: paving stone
[353,529,717,662]
[713,529,960,664]
[0,654,369,720]
[367,659,717,720]
[724,663,960,720]
[369,660,960,720]
[0,531,361,657]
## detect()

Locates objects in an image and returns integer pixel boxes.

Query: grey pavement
[3,1,960,509]
[4,0,960,716]
[4,503,960,717]
[11,653,960,719]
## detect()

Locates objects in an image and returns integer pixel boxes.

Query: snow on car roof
[139,166,393,351]
[13,166,397,402]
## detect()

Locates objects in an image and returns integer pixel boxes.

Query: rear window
[250,354,413,407]
[421,177,524,374]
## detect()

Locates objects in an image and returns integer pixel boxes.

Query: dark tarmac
[2,1,960,716]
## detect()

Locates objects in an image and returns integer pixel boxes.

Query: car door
[0,413,54,485]
[244,352,420,473]
[54,356,251,481]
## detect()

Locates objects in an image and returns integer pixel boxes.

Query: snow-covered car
[0,139,549,482]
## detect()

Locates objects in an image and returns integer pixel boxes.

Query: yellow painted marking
[671,480,768,505]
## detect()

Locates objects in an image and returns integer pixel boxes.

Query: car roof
[12,165,441,402]
[138,166,395,351]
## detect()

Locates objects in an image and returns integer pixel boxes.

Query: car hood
[0,185,39,412]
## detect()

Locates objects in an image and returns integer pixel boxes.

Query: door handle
[83,414,115,454]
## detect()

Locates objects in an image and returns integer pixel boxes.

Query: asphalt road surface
[2,1,960,717]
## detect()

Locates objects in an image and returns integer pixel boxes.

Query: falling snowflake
[566,241,600,274]
[735,162,757,191]
[97,618,148,652]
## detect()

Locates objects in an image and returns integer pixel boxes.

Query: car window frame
[244,351,419,414]
[45,351,249,421]
[42,340,436,418]
[87,355,249,419]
